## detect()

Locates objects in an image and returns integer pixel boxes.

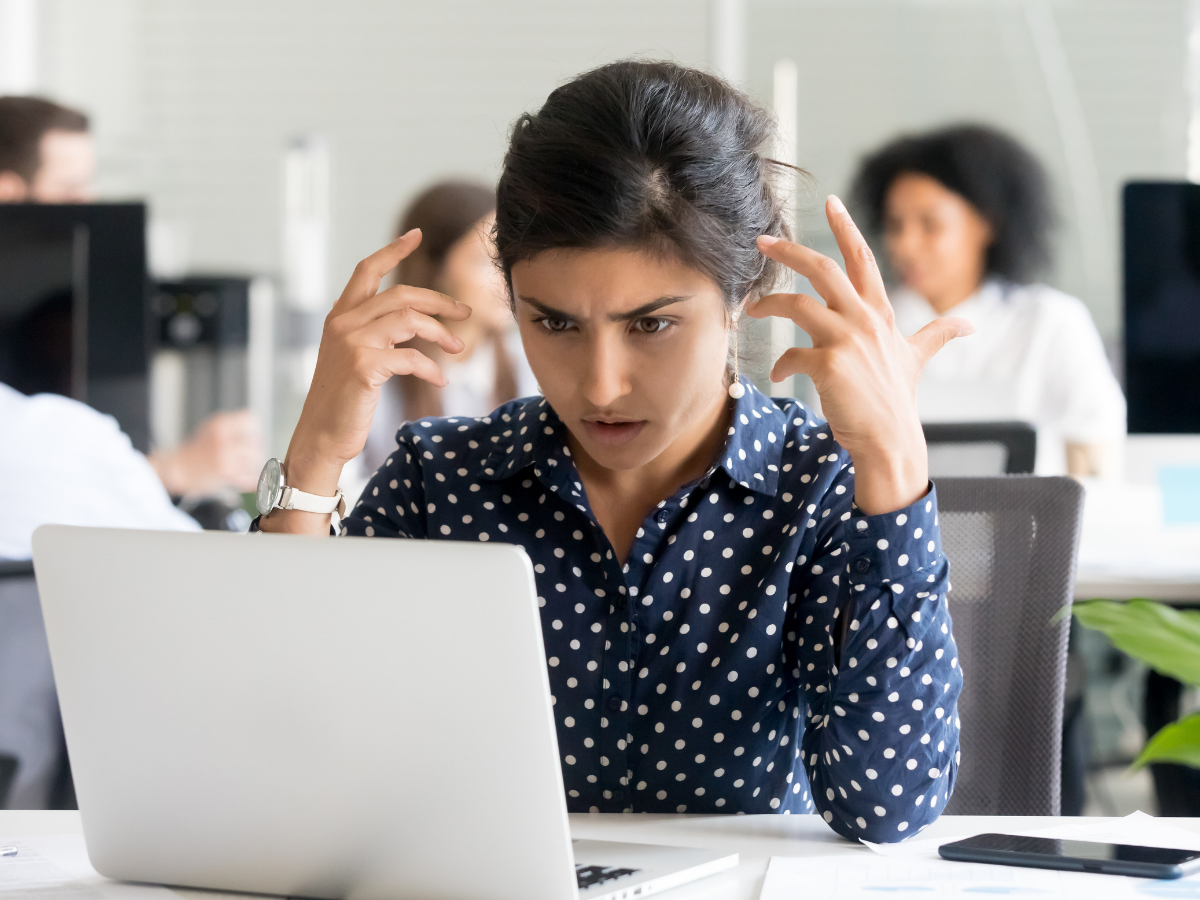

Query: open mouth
[581,418,647,447]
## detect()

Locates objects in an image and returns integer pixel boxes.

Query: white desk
[3,811,1199,900]
[1074,479,1200,605]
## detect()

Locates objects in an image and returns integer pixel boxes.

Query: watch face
[256,458,283,516]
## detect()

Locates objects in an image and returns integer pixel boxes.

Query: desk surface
[3,811,1199,900]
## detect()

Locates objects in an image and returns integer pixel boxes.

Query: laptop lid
[32,525,577,900]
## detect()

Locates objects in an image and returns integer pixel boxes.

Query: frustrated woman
[258,61,968,840]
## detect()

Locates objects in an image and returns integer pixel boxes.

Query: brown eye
[538,316,572,333]
[635,317,670,334]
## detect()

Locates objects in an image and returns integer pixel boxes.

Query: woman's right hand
[271,230,471,517]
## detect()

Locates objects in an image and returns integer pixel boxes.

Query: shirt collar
[475,381,790,498]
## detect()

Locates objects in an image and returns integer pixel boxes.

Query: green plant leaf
[1132,714,1200,770]
[1072,599,1200,686]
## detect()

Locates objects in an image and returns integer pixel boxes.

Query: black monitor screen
[1124,182,1200,433]
[0,221,84,399]
[0,204,149,449]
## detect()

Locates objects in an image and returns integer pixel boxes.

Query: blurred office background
[2,0,1198,813]
[3,0,1190,444]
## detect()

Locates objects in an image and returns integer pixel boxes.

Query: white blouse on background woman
[890,280,1126,475]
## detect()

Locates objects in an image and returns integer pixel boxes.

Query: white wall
[44,0,710,293]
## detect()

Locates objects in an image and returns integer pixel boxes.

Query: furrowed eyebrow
[518,294,692,322]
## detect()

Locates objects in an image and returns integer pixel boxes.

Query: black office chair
[937,476,1084,816]
[924,422,1037,476]
[0,559,74,810]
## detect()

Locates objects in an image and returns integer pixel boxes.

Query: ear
[0,171,29,201]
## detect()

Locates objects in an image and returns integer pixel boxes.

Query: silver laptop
[32,526,737,900]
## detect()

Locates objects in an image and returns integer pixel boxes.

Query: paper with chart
[761,814,1200,899]
[0,834,181,900]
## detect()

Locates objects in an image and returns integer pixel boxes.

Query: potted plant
[1071,599,1200,770]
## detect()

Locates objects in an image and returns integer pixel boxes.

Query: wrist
[282,430,347,497]
[849,439,929,517]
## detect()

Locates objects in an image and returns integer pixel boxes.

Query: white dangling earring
[728,308,745,399]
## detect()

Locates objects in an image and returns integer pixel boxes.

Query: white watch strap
[280,485,346,517]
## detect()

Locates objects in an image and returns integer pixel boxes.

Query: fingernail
[400,227,421,240]
[758,234,778,247]
[828,195,847,212]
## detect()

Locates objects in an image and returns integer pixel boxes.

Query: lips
[581,418,647,447]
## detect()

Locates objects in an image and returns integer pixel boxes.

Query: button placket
[600,551,635,811]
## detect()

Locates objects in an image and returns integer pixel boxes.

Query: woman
[360,181,537,473]
[851,125,1126,476]
[261,62,968,840]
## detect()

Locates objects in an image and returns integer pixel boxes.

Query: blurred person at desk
[0,96,256,811]
[0,94,262,499]
[851,125,1125,477]
[360,180,536,473]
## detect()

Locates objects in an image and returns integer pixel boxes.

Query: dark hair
[494,60,792,309]
[395,179,496,289]
[851,124,1054,283]
[391,179,517,420]
[0,96,89,183]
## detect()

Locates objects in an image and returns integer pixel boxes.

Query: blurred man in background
[0,95,260,809]
[0,94,262,498]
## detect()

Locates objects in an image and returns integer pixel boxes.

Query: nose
[885,222,917,269]
[579,331,633,409]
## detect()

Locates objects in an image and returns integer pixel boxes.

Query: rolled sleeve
[799,482,963,842]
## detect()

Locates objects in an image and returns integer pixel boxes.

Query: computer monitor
[0,203,150,450]
[1124,182,1200,434]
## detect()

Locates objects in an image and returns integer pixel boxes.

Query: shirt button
[616,594,628,610]
[655,508,669,524]
[612,790,625,803]
[607,695,622,712]
[854,557,871,574]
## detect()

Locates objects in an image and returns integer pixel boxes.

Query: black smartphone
[938,833,1200,880]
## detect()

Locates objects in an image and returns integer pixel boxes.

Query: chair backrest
[924,422,1038,476]
[0,561,37,807]
[936,476,1084,816]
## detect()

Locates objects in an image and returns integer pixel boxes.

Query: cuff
[247,514,339,536]
[841,482,942,585]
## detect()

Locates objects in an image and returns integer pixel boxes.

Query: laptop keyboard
[576,864,641,890]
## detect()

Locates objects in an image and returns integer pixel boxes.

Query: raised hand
[266,230,471,530]
[747,196,973,516]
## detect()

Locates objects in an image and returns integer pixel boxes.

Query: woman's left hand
[747,195,974,516]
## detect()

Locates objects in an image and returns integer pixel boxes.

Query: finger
[756,235,864,319]
[908,316,975,367]
[361,308,467,355]
[331,229,424,315]
[339,283,472,333]
[746,291,844,343]
[365,346,448,388]
[824,195,890,316]
[768,346,826,383]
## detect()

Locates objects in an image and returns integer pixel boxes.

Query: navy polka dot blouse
[341,381,963,841]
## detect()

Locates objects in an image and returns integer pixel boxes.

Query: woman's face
[438,214,511,334]
[512,248,730,472]
[883,173,992,310]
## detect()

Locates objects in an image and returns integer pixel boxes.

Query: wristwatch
[256,458,346,519]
